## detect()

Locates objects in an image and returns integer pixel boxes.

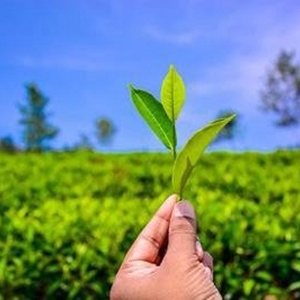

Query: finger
[203,251,214,280]
[124,194,177,264]
[195,238,204,260]
[168,200,197,256]
[203,251,213,271]
[154,235,168,265]
[204,266,213,280]
[196,241,214,280]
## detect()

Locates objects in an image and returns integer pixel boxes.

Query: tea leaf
[172,114,236,197]
[161,65,185,122]
[129,85,176,150]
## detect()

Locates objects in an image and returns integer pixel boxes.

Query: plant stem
[172,146,176,160]
[172,123,177,160]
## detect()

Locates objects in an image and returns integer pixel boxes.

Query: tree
[73,133,94,151]
[19,83,59,152]
[212,109,239,144]
[260,50,300,126]
[95,117,116,146]
[0,136,18,153]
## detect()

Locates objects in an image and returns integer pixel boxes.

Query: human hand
[110,195,222,300]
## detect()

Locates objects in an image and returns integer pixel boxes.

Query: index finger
[123,194,177,264]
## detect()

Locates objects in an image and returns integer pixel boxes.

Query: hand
[110,195,222,300]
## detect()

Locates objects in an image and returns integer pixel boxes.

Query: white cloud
[143,26,200,45]
[188,55,266,104]
[187,2,300,115]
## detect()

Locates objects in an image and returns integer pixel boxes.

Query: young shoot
[129,65,235,199]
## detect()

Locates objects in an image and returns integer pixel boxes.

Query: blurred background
[1,0,300,152]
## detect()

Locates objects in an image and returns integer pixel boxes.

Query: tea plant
[129,65,235,198]
[1,151,300,298]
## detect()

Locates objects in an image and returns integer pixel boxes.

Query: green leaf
[292,261,300,273]
[129,85,176,150]
[172,114,236,197]
[161,65,185,122]
[243,279,255,295]
[288,281,300,292]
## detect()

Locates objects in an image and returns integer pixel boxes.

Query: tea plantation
[0,150,299,299]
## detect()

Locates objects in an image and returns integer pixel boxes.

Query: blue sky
[1,0,300,152]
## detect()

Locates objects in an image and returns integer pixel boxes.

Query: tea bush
[0,150,299,299]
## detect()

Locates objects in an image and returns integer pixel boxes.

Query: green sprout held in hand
[129,65,235,199]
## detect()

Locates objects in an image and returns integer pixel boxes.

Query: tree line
[1,49,300,153]
[0,84,116,153]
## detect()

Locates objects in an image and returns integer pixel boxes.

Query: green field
[0,150,300,299]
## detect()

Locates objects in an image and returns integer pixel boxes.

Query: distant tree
[260,50,300,127]
[73,133,94,151]
[213,110,239,144]
[0,136,18,153]
[95,117,116,146]
[19,83,59,152]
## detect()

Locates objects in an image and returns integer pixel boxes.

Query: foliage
[73,133,94,151]
[0,136,18,153]
[95,117,116,146]
[0,151,300,299]
[260,50,300,127]
[19,83,59,152]
[172,117,235,197]
[130,65,235,198]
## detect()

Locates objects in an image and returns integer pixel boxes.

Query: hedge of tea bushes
[0,150,299,299]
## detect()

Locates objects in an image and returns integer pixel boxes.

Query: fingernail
[174,200,195,219]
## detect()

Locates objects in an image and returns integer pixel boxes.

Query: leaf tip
[227,113,236,124]
[128,84,134,91]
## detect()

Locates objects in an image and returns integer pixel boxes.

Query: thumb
[168,200,197,256]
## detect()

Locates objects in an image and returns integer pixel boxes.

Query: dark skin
[110,195,222,300]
